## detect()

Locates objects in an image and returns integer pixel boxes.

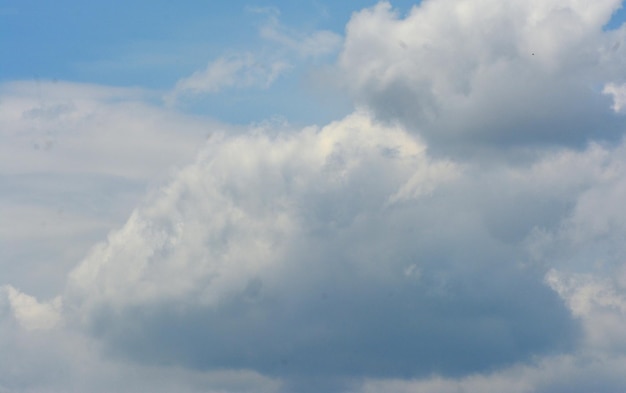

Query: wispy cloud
[250,6,342,58]
[166,7,342,107]
[166,53,290,104]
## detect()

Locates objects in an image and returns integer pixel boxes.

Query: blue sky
[4,1,626,393]
[1,0,418,82]
[1,0,423,126]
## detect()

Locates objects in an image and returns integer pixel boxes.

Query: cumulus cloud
[349,125,626,393]
[339,0,626,153]
[27,106,623,391]
[5,0,626,392]
[57,111,586,393]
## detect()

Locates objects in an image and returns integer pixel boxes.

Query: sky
[3,0,626,392]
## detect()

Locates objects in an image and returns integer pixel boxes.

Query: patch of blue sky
[1,1,420,84]
[1,0,257,85]
[605,0,626,30]
[2,0,420,126]
[177,72,352,127]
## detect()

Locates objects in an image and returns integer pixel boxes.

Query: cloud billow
[64,113,578,387]
[5,1,626,392]
[339,0,626,153]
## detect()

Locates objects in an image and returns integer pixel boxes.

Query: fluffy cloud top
[340,0,626,152]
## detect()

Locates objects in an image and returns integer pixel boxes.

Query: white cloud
[7,98,626,391]
[49,107,626,390]
[0,80,233,298]
[2,285,62,331]
[57,110,586,391]
[387,159,459,203]
[5,0,626,392]
[65,111,456,310]
[604,82,626,112]
[1,107,625,391]
[167,53,290,103]
[0,80,226,179]
[338,0,625,152]
[547,270,626,351]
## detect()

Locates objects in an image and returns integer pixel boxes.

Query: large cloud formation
[3,1,626,392]
[0,81,229,299]
[340,0,626,153]
[63,112,577,387]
